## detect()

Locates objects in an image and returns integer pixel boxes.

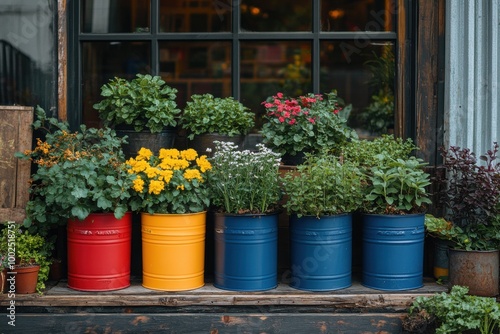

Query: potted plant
[340,135,432,291]
[0,223,54,294]
[281,154,365,291]
[180,93,255,155]
[93,74,181,157]
[125,147,212,291]
[261,90,357,165]
[16,107,135,291]
[208,141,282,291]
[436,142,500,296]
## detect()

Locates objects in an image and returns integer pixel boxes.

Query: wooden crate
[0,106,33,222]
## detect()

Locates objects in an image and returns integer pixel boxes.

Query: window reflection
[321,0,395,32]
[0,0,57,111]
[81,0,150,33]
[241,0,312,32]
[320,41,395,136]
[240,41,312,127]
[82,41,151,128]
[158,41,232,107]
[159,0,230,32]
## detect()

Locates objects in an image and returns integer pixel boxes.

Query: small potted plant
[436,142,500,296]
[281,154,365,291]
[180,93,255,155]
[340,135,432,291]
[16,107,136,292]
[208,141,282,291]
[93,74,181,157]
[125,147,212,291]
[0,223,54,294]
[261,90,357,165]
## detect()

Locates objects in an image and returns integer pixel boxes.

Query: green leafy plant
[180,93,255,139]
[425,214,500,251]
[0,223,54,293]
[405,285,500,334]
[16,107,135,236]
[261,91,357,158]
[362,156,432,214]
[93,74,181,133]
[282,154,365,218]
[208,141,282,214]
[126,147,212,214]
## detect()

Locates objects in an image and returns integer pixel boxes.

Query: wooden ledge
[1,278,447,310]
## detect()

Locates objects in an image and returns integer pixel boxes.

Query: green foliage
[363,157,432,214]
[261,91,357,157]
[0,223,54,293]
[408,285,500,334]
[425,214,500,251]
[282,154,365,217]
[208,141,282,214]
[16,107,135,236]
[93,74,181,133]
[181,94,255,139]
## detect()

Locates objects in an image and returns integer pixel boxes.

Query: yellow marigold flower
[148,180,164,195]
[172,158,190,170]
[159,170,173,183]
[159,148,180,159]
[131,160,150,173]
[184,168,202,181]
[196,155,212,172]
[177,184,185,191]
[137,147,153,161]
[145,166,160,179]
[158,158,174,170]
[181,148,198,161]
[132,177,145,192]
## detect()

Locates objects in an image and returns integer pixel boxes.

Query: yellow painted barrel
[141,212,206,291]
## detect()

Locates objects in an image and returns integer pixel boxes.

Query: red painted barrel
[67,212,132,291]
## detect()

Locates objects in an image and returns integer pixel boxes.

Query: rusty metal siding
[445,0,500,155]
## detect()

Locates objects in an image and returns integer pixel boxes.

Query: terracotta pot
[13,264,40,294]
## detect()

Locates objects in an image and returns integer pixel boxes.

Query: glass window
[241,0,312,32]
[82,41,151,128]
[159,41,232,106]
[321,0,395,32]
[81,0,150,33]
[0,0,57,111]
[159,0,230,32]
[320,41,395,135]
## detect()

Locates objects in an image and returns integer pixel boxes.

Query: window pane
[159,41,232,107]
[159,0,230,32]
[81,0,150,33]
[320,41,395,137]
[82,41,151,127]
[240,41,312,127]
[241,0,312,32]
[0,0,57,111]
[321,0,395,32]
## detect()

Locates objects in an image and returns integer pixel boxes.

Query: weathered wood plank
[5,313,405,333]
[0,281,447,309]
[0,106,33,223]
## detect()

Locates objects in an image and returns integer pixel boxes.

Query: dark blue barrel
[214,212,279,291]
[290,214,352,291]
[362,213,425,291]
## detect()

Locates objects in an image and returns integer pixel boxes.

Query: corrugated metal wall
[445,0,499,155]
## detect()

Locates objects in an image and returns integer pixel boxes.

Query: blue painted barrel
[290,214,352,291]
[362,213,425,291]
[214,212,278,291]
